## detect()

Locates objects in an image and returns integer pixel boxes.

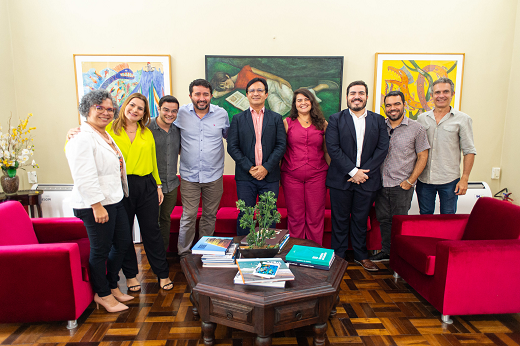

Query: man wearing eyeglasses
[174,79,230,257]
[227,77,287,235]
[369,90,430,262]
[416,78,476,215]
[147,95,181,251]
[326,80,389,272]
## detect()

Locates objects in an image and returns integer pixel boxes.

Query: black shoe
[369,251,390,262]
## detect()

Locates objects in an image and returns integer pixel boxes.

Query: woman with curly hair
[281,88,331,245]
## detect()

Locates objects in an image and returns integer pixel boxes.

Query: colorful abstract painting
[373,53,465,119]
[74,55,171,123]
[206,55,343,120]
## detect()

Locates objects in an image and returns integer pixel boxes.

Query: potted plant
[0,113,38,194]
[236,191,282,258]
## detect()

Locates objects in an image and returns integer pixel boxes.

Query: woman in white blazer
[66,90,133,313]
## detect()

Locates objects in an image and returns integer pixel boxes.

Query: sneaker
[369,251,390,262]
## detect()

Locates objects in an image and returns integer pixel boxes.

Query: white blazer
[65,123,129,209]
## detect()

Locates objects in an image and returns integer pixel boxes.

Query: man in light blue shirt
[174,79,230,257]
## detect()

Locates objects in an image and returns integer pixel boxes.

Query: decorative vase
[239,246,279,258]
[1,174,19,194]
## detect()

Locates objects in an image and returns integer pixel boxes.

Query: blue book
[285,245,335,267]
[192,236,233,255]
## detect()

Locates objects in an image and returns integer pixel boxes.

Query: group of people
[65,75,476,312]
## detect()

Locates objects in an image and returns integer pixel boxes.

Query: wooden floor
[2,244,520,346]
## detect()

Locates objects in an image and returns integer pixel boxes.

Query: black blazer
[227,109,286,182]
[325,109,389,191]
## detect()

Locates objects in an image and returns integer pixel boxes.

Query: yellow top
[107,122,161,185]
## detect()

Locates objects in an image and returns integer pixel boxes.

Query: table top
[0,190,43,201]
[181,237,348,306]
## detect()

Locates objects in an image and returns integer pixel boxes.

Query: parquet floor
[2,244,519,346]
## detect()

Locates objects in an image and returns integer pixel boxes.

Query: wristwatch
[157,185,163,189]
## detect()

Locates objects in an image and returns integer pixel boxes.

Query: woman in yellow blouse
[106,93,173,292]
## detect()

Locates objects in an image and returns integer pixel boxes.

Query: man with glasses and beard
[325,80,389,272]
[174,79,230,257]
[369,90,430,262]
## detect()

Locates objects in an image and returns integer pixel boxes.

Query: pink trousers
[281,164,327,245]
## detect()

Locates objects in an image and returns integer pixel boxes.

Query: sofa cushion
[215,207,240,236]
[170,206,202,233]
[393,235,449,275]
[219,175,238,208]
[56,238,90,281]
[0,201,38,246]
[463,197,520,241]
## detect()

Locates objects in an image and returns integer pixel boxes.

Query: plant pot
[1,175,20,194]
[239,246,279,258]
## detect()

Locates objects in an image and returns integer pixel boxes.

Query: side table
[0,190,44,217]
[181,237,347,346]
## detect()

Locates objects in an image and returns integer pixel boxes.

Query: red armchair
[390,197,520,324]
[0,201,93,328]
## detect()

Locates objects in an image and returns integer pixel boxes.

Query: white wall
[1,0,518,198]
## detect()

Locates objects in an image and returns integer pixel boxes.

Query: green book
[285,245,335,267]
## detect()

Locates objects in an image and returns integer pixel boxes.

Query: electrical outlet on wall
[27,171,38,183]
[491,167,501,180]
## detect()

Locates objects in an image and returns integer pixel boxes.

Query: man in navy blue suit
[227,77,287,235]
[325,80,389,271]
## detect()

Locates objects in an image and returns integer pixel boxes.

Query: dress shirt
[148,117,180,194]
[348,109,367,177]
[251,107,265,166]
[381,116,430,187]
[107,122,161,185]
[174,103,230,183]
[417,108,477,185]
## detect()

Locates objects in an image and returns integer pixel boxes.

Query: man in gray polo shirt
[369,90,430,262]
[416,77,477,215]
[148,95,181,251]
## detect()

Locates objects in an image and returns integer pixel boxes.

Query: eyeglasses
[94,105,116,114]
[248,88,265,94]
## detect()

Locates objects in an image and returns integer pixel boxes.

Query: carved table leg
[255,335,272,346]
[313,322,328,346]
[330,295,340,318]
[201,321,216,346]
[190,293,199,319]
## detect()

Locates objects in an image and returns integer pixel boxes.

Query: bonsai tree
[236,191,282,248]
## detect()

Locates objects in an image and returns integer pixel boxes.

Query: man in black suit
[325,80,389,271]
[227,77,287,235]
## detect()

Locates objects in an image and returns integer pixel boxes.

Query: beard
[348,98,367,112]
[192,99,209,111]
[386,109,404,121]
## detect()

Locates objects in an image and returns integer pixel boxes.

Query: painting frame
[373,53,465,119]
[73,54,172,124]
[205,55,344,120]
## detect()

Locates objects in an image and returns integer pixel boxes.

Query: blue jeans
[236,179,279,236]
[416,178,460,214]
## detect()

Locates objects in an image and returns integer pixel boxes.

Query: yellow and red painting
[373,53,464,119]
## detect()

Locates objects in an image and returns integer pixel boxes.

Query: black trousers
[374,186,414,254]
[329,184,377,261]
[121,174,169,280]
[74,201,131,297]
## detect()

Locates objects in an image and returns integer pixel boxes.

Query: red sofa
[0,201,93,328]
[168,175,382,252]
[390,197,520,324]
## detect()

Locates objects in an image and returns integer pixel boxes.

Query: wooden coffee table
[181,238,348,346]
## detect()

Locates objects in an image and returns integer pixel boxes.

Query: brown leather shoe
[354,259,379,272]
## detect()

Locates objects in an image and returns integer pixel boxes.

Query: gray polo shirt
[417,108,477,185]
[147,117,180,194]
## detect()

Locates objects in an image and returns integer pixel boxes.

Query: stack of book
[285,245,335,270]
[192,236,239,268]
[234,258,295,288]
[239,228,290,253]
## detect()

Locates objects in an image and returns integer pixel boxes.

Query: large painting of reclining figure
[374,53,465,119]
[74,54,171,123]
[205,55,344,120]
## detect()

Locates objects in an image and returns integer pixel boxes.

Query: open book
[226,91,250,111]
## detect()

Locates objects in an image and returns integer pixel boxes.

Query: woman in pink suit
[281,88,331,245]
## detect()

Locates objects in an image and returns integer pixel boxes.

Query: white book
[226,91,250,111]
[233,272,286,288]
